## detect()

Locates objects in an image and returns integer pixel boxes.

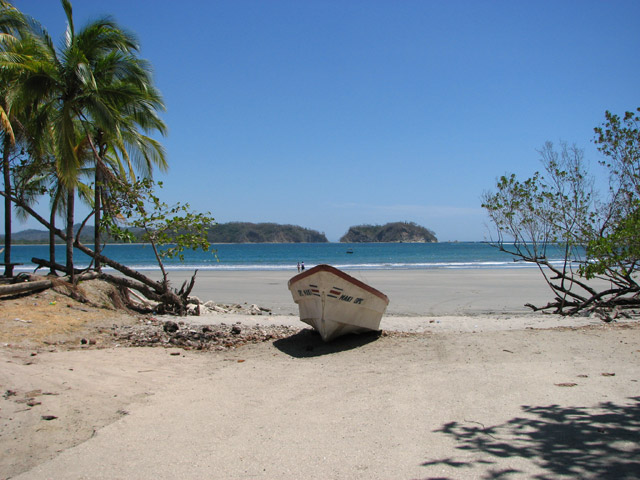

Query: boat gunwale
[288,264,389,304]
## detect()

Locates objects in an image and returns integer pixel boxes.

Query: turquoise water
[8,242,563,272]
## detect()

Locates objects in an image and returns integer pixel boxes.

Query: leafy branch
[103,177,217,307]
[483,115,640,319]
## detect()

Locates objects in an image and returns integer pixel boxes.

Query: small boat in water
[287,264,390,341]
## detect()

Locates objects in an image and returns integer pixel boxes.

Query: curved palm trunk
[66,188,75,283]
[2,137,13,277]
[89,136,107,272]
[94,165,102,271]
[48,188,62,276]
[49,210,57,275]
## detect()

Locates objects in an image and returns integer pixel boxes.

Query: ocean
[7,242,563,272]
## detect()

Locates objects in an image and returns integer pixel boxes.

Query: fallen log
[0,279,53,297]
[86,271,188,314]
[0,265,98,301]
[72,241,166,293]
[31,257,89,275]
[127,287,160,310]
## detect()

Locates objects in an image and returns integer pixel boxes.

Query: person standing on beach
[297,262,300,273]
[301,262,305,271]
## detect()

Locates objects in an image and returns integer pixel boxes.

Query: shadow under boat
[273,328,382,358]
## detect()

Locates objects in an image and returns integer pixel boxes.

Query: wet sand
[161,268,556,316]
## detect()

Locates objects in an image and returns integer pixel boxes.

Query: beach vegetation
[482,108,640,318]
[99,178,216,313]
[0,1,209,315]
[0,0,33,277]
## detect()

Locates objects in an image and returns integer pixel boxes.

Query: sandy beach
[159,268,558,317]
[2,269,639,479]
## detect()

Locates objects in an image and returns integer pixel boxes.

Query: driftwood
[31,257,87,275]
[126,287,160,310]
[30,256,195,315]
[72,242,197,315]
[0,271,100,299]
[97,272,195,314]
[492,245,640,317]
[0,279,53,297]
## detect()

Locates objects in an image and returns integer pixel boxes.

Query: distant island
[339,222,437,243]
[206,222,327,243]
[5,221,437,244]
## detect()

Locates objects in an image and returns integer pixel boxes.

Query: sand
[158,268,558,316]
[2,269,639,479]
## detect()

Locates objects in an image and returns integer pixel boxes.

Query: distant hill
[340,222,437,243]
[2,228,56,244]
[3,222,328,244]
[1,226,98,245]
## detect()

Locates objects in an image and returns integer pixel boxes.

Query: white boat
[287,264,390,341]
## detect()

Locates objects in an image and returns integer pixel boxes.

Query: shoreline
[8,241,547,274]
[151,268,558,316]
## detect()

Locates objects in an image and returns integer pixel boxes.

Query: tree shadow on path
[419,397,640,480]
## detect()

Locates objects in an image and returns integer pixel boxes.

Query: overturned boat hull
[288,264,390,341]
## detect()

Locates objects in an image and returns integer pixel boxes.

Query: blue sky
[8,0,640,241]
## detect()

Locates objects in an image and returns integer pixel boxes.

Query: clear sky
[7,0,640,241]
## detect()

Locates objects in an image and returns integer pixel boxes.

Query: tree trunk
[72,241,192,314]
[2,137,13,277]
[48,189,61,276]
[33,254,186,313]
[93,140,108,273]
[94,166,102,271]
[66,188,75,283]
[32,257,84,275]
[0,190,193,314]
[49,213,56,275]
[73,240,165,292]
[0,279,53,297]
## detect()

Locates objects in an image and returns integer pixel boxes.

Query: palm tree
[4,0,165,281]
[0,0,29,276]
[86,50,167,270]
[0,2,51,276]
[2,1,168,280]
[0,94,18,277]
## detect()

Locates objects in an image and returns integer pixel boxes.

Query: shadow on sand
[273,328,381,358]
[418,396,640,480]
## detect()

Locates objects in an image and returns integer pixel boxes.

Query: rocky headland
[340,221,437,243]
